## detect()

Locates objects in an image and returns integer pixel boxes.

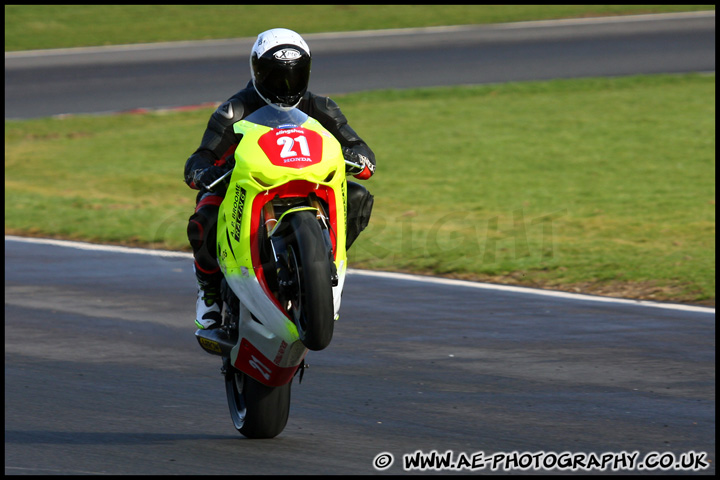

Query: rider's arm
[184,96,248,189]
[303,94,376,180]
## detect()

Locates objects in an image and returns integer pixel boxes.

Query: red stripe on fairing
[249,181,338,315]
[234,337,301,386]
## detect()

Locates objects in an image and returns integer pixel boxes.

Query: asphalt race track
[4,12,716,119]
[4,237,715,475]
[4,12,716,475]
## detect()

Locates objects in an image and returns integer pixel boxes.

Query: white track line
[5,235,192,258]
[6,235,714,314]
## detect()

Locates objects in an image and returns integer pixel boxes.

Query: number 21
[277,135,310,158]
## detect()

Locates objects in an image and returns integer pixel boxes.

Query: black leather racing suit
[185,83,375,286]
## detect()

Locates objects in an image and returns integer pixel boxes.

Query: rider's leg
[187,193,224,329]
[346,181,374,250]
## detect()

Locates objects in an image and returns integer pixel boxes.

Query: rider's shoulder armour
[308,95,348,126]
[303,93,367,146]
[210,97,245,128]
[199,88,262,154]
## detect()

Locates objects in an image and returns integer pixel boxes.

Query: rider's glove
[343,147,375,180]
[191,165,227,192]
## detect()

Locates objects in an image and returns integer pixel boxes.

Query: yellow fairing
[216,112,348,335]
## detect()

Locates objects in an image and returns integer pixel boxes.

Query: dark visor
[254,48,311,103]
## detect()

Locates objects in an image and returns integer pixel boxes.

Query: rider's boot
[194,266,223,330]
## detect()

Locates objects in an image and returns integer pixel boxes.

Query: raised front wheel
[283,211,335,351]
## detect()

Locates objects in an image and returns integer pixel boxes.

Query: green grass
[5,75,715,305]
[4,5,715,51]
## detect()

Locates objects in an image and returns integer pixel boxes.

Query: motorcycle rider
[185,28,375,330]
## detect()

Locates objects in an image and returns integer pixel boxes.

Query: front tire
[283,212,335,351]
[225,368,291,439]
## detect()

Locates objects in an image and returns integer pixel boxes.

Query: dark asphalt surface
[4,237,715,475]
[4,12,716,475]
[4,12,715,119]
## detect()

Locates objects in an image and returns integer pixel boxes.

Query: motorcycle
[194,105,357,438]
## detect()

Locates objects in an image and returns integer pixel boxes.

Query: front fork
[311,197,339,287]
[263,197,338,296]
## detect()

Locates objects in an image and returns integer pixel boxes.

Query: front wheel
[282,211,335,351]
[225,368,291,439]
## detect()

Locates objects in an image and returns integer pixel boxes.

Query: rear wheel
[225,368,291,439]
[283,211,335,351]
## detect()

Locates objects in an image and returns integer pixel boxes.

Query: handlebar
[206,169,233,192]
[344,159,364,174]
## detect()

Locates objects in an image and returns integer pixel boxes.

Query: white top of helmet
[251,28,310,58]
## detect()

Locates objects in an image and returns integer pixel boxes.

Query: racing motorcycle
[195,105,357,438]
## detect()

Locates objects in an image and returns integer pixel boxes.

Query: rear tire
[225,368,291,439]
[284,211,335,351]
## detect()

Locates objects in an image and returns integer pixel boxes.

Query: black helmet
[250,28,312,110]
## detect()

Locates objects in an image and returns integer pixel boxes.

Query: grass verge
[4,74,715,305]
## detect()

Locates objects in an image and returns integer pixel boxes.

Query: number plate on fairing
[257,127,324,169]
